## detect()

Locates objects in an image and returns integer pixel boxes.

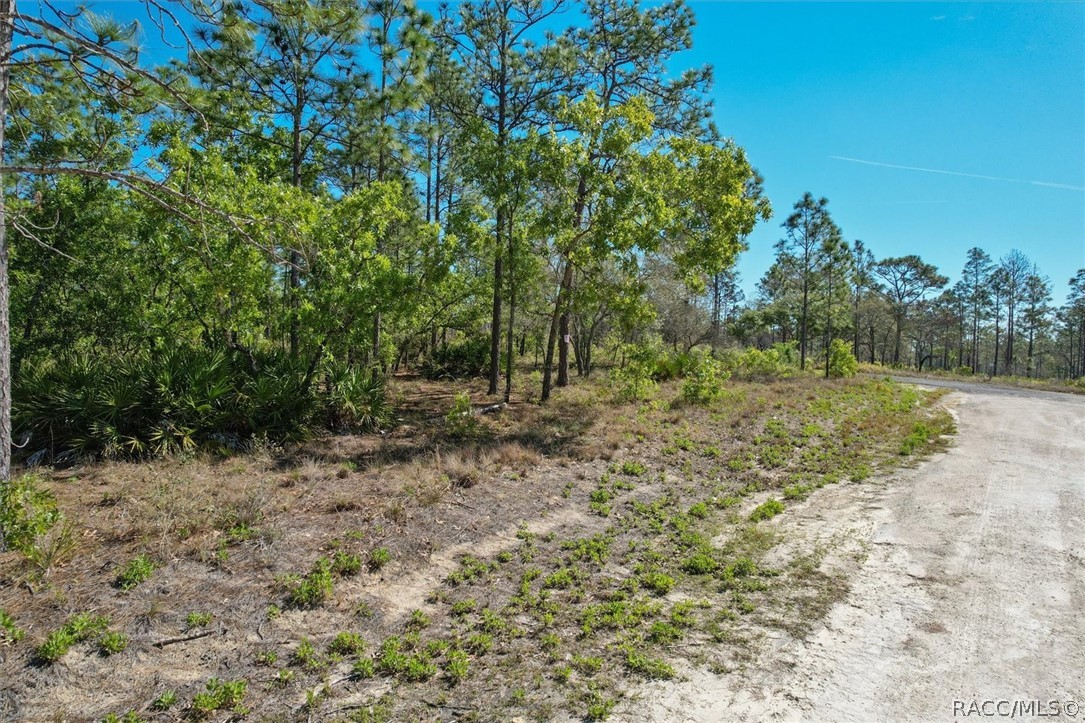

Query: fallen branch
[152,629,213,648]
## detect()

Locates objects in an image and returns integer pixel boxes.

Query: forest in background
[1,0,1083,473]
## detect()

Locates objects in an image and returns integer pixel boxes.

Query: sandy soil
[629,382,1085,722]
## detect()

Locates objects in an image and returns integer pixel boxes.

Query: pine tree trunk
[558,310,570,387]
[541,260,572,402]
[503,214,515,403]
[0,0,14,548]
[489,239,503,396]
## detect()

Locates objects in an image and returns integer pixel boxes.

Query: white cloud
[829,156,1085,192]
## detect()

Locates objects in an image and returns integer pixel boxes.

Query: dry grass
[0,373,954,722]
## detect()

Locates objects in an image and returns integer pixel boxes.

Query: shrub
[191,678,247,718]
[827,339,858,378]
[445,649,470,683]
[36,613,109,663]
[421,337,489,380]
[445,393,480,438]
[322,364,390,431]
[609,341,661,402]
[682,552,718,575]
[328,632,366,656]
[368,547,391,570]
[12,346,395,464]
[331,551,362,576]
[185,611,213,629]
[11,346,353,463]
[639,571,676,595]
[899,422,934,455]
[721,342,798,380]
[0,610,25,643]
[624,650,676,680]
[0,474,61,552]
[679,352,730,405]
[151,691,178,711]
[652,351,695,382]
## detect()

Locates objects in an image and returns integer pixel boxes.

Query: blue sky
[54,0,1085,304]
[685,2,1084,304]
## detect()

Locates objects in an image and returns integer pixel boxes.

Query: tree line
[730,194,1085,380]
[0,0,769,473]
[0,0,1081,479]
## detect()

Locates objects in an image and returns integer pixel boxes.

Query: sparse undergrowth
[0,375,953,721]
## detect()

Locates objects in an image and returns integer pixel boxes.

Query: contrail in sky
[829,155,1085,192]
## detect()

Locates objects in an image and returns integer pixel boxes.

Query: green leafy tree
[438,0,575,397]
[959,247,993,372]
[776,193,837,371]
[190,0,365,357]
[873,255,948,366]
[542,0,717,398]
[819,232,852,378]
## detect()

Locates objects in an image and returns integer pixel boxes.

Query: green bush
[652,351,695,382]
[12,346,390,463]
[322,364,390,431]
[420,337,489,380]
[679,352,730,405]
[99,631,129,656]
[0,474,61,552]
[720,342,798,380]
[287,558,335,608]
[445,392,480,438]
[827,339,858,378]
[610,342,660,402]
[191,678,247,718]
[0,610,25,643]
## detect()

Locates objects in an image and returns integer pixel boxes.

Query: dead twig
[152,629,214,648]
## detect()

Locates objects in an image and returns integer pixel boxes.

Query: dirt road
[631,381,1085,722]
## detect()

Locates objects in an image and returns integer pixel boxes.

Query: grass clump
[445,649,470,684]
[899,421,934,455]
[352,657,376,679]
[638,571,676,595]
[115,554,156,591]
[450,599,477,617]
[368,547,392,570]
[446,555,493,585]
[0,609,24,643]
[0,474,61,553]
[185,611,213,629]
[647,621,684,644]
[571,655,603,675]
[191,678,248,718]
[98,631,129,656]
[561,534,611,565]
[291,638,324,670]
[749,498,785,522]
[624,650,676,679]
[682,552,718,575]
[332,550,362,576]
[328,632,366,656]
[287,558,334,608]
[36,613,109,663]
[151,690,178,711]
